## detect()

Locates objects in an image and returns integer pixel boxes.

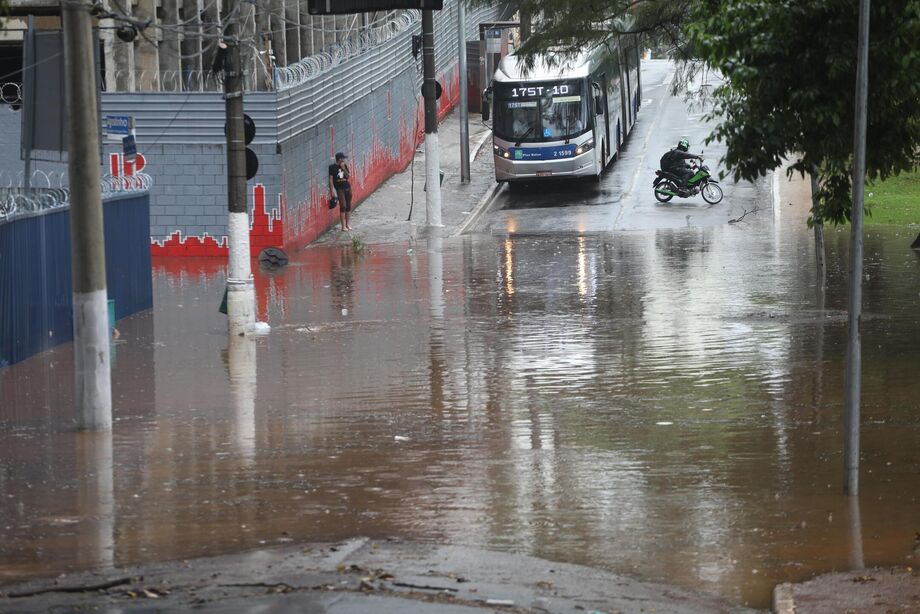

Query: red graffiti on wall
[151,184,284,258]
[282,64,460,248]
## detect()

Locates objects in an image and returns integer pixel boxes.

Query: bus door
[594,77,610,164]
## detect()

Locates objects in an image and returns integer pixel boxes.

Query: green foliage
[691,0,920,225]
[472,0,696,69]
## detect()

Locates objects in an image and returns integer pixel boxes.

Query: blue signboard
[105,115,132,140]
[510,144,577,161]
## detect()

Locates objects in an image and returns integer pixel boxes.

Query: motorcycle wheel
[701,182,723,204]
[654,180,675,202]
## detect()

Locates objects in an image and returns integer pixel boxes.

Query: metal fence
[275,11,418,90]
[276,2,501,92]
[0,168,152,224]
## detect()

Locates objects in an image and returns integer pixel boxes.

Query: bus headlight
[575,139,595,155]
[493,144,512,159]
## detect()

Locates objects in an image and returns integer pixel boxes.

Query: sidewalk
[0,538,752,613]
[311,107,500,246]
[771,167,920,613]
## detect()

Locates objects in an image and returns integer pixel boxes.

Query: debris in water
[656,421,674,426]
[394,435,410,442]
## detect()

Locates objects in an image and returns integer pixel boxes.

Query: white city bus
[487,37,640,185]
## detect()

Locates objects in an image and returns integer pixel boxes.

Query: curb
[772,583,795,614]
[454,179,503,236]
[452,127,500,236]
[470,127,493,161]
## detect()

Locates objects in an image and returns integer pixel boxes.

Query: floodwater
[1,201,919,609]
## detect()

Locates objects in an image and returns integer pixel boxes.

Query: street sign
[122,134,137,163]
[105,115,132,141]
[308,1,442,15]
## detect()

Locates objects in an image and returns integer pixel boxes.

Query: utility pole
[845,0,870,497]
[422,10,443,231]
[63,0,112,431]
[223,7,257,336]
[457,2,470,182]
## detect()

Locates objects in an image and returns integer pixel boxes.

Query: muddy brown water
[2,208,919,609]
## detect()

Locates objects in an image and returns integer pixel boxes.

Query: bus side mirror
[594,95,603,114]
[481,87,492,121]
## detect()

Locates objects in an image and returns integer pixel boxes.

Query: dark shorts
[336,187,352,212]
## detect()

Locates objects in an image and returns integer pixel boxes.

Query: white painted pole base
[73,289,112,431]
[425,132,443,230]
[226,210,270,336]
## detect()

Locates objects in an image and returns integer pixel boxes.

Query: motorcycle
[653,162,723,204]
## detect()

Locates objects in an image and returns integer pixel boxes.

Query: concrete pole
[223,13,257,336]
[458,1,470,182]
[844,0,870,496]
[64,0,112,431]
[422,10,443,231]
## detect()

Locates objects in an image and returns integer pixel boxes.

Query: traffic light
[224,114,258,180]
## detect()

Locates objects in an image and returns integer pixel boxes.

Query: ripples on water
[1,212,919,609]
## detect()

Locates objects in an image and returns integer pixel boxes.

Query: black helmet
[677,138,689,152]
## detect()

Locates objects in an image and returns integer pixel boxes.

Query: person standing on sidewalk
[328,152,353,231]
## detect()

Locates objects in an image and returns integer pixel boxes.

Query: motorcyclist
[660,138,704,188]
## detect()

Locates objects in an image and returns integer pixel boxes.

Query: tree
[691,0,920,244]
[479,0,696,66]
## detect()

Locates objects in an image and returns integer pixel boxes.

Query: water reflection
[1,215,919,609]
[225,336,257,462]
[75,432,114,570]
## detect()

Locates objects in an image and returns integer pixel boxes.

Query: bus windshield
[493,79,589,143]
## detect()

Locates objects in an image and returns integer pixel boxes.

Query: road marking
[613,64,677,229]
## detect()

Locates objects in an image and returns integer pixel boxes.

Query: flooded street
[2,194,920,609]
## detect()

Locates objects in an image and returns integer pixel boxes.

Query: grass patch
[865,170,920,226]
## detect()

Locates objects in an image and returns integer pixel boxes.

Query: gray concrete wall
[0,104,68,181]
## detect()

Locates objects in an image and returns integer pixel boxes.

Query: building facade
[1,1,506,256]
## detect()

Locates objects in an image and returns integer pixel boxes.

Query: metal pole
[23,16,34,191]
[845,0,870,496]
[223,8,257,336]
[422,10,443,231]
[63,0,112,431]
[458,1,470,182]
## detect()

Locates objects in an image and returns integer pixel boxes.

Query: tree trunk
[810,172,827,288]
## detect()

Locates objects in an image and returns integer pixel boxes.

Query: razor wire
[104,69,225,92]
[274,10,419,91]
[0,82,23,106]
[0,168,152,223]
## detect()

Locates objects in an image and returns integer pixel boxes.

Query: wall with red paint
[278,62,461,249]
[85,1,504,258]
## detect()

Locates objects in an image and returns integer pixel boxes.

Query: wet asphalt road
[473,60,765,234]
[2,64,920,612]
